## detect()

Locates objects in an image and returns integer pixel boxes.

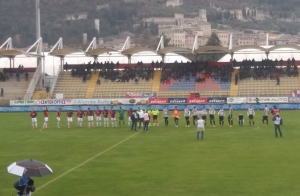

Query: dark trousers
[131,120,137,131]
[144,121,149,132]
[274,124,282,137]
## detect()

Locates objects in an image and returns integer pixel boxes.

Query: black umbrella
[7,159,53,177]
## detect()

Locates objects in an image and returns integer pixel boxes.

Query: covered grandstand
[1,35,300,104]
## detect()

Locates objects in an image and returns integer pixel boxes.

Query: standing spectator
[272,114,283,138]
[96,78,101,85]
[16,72,20,82]
[46,87,50,97]
[276,77,280,86]
[25,72,29,81]
[0,88,3,97]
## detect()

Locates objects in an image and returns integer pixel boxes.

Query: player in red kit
[77,107,85,127]
[42,107,49,129]
[95,106,102,127]
[127,108,133,127]
[102,107,109,127]
[110,107,117,127]
[67,110,73,128]
[86,108,94,128]
[57,108,61,128]
[30,108,38,129]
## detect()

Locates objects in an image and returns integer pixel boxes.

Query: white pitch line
[36,131,141,192]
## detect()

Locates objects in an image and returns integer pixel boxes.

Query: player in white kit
[247,105,255,126]
[196,115,205,140]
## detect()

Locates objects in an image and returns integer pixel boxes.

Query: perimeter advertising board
[227,97,247,104]
[247,97,288,103]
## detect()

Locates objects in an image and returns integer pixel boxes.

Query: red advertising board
[149,98,169,104]
[126,92,142,98]
[187,98,207,104]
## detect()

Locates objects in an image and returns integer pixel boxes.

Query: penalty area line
[35,131,141,192]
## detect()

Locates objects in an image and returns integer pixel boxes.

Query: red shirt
[273,108,280,115]
[102,109,108,118]
[67,111,73,117]
[110,110,116,118]
[95,109,101,116]
[87,110,93,116]
[44,110,48,117]
[57,110,61,117]
[77,110,84,118]
[30,111,37,118]
[128,110,133,116]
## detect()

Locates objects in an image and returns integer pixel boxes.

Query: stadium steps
[152,70,162,93]
[32,90,48,100]
[85,71,99,99]
[230,69,239,97]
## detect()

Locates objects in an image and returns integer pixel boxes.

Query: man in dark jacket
[14,178,36,196]
[131,110,139,131]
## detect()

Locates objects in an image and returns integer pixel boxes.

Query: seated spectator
[1,88,3,97]
[135,78,139,85]
[97,78,101,85]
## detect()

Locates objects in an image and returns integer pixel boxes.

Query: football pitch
[1,110,300,196]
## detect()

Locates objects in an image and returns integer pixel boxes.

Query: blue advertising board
[1,104,299,112]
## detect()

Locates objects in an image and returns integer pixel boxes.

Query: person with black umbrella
[14,177,35,196]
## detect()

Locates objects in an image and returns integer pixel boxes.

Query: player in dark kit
[77,108,85,127]
[67,110,73,128]
[95,107,101,127]
[86,108,94,128]
[102,107,109,127]
[30,109,38,129]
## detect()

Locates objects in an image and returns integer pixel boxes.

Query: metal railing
[24,65,42,100]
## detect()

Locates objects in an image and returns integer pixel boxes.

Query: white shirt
[196,119,205,128]
[192,108,198,116]
[144,113,149,121]
[264,107,269,116]
[139,110,144,118]
[201,109,207,116]
[184,108,190,117]
[163,109,169,117]
[273,116,282,125]
[218,109,225,116]
[247,108,255,115]
[209,108,215,115]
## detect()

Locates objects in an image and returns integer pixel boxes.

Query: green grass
[1,110,300,196]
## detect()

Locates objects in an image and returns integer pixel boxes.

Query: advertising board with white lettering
[110,98,148,105]
[227,97,247,104]
[35,99,73,105]
[187,98,207,104]
[10,100,35,106]
[247,97,288,103]
[149,98,168,104]
[207,97,226,104]
[72,99,111,105]
[126,92,156,98]
[168,98,187,104]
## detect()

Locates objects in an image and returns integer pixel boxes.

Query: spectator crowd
[237,58,299,84]
[160,61,233,84]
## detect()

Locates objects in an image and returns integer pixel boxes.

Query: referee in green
[151,106,160,126]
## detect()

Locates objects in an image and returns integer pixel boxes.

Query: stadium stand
[0,68,35,103]
[237,59,299,96]
[52,72,89,98]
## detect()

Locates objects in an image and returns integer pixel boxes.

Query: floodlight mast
[36,0,42,64]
